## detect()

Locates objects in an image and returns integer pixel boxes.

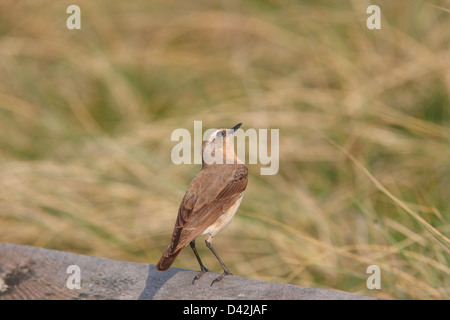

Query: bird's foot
[192,266,209,285]
[210,270,233,286]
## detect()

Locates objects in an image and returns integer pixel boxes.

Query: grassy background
[0,0,449,299]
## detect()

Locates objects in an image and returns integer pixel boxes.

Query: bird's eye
[216,131,223,138]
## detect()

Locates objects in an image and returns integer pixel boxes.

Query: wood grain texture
[0,243,375,300]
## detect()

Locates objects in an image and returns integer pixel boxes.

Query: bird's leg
[190,240,209,284]
[205,234,233,286]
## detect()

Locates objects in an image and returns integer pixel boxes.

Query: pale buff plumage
[156,124,248,285]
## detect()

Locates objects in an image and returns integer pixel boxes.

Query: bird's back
[156,163,248,271]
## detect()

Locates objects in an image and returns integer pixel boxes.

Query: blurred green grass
[0,0,449,299]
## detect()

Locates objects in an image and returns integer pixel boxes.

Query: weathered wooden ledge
[0,243,374,300]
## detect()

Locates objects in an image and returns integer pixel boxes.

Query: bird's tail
[155,247,182,271]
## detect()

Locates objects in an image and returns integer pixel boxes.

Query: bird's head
[202,123,242,166]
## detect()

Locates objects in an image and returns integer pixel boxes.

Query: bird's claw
[192,267,209,285]
[210,271,233,286]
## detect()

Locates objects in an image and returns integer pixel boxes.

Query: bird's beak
[231,123,242,133]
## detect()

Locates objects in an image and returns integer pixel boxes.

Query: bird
[156,123,248,286]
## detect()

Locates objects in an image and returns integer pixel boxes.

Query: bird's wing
[167,164,248,253]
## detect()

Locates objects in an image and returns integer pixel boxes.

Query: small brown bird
[156,123,248,285]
